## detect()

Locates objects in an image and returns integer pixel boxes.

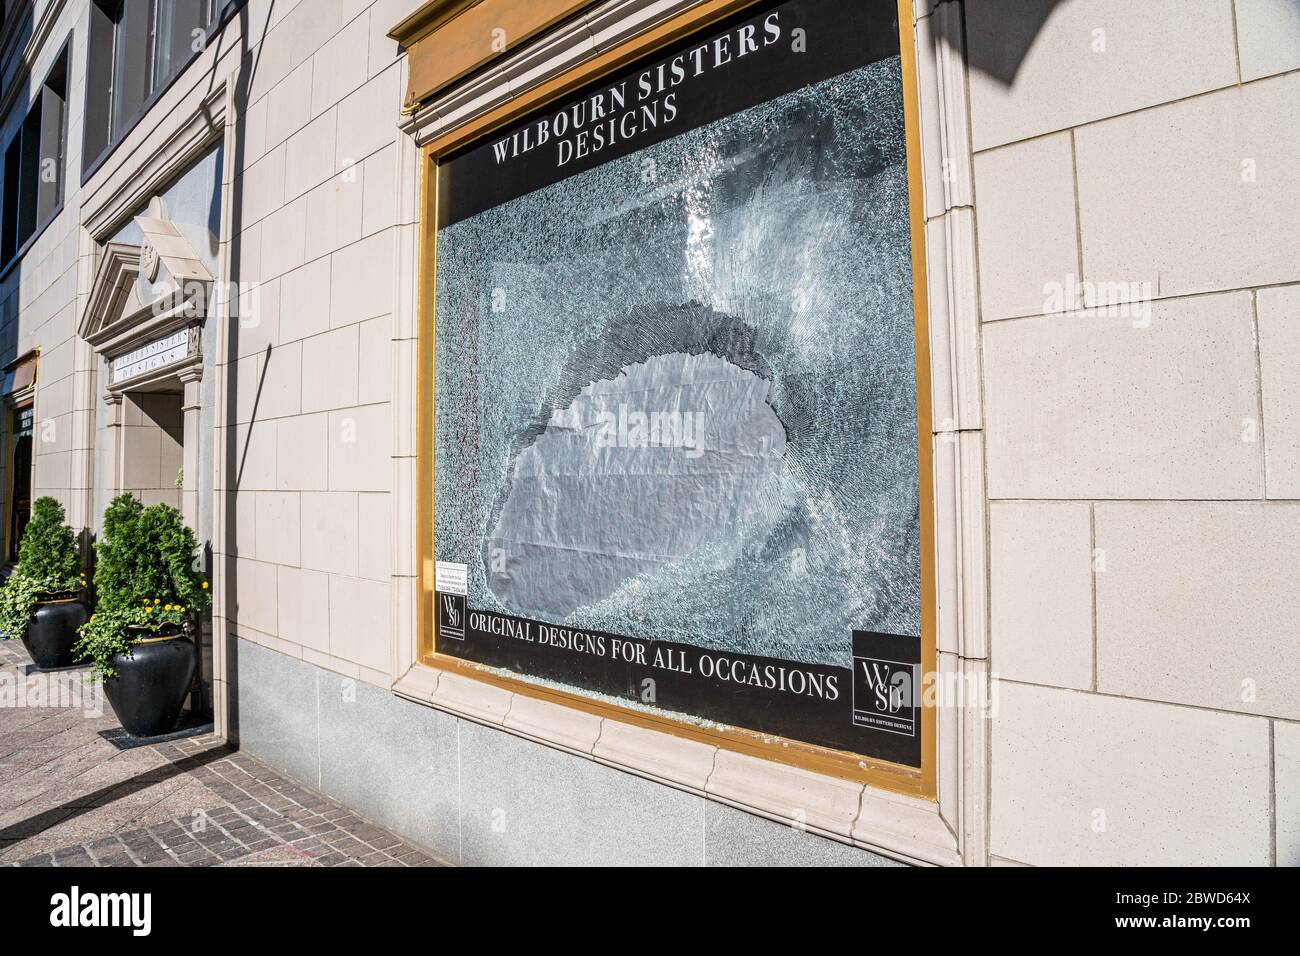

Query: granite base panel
[232,638,902,867]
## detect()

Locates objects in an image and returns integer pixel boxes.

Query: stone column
[177,363,211,717]
[103,392,124,499]
[178,366,203,529]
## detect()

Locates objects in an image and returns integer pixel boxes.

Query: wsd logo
[437,591,466,640]
[49,886,151,936]
[850,631,919,738]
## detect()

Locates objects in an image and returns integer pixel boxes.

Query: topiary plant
[74,493,211,678]
[0,497,84,639]
[18,497,82,584]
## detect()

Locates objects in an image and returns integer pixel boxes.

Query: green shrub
[74,494,211,678]
[0,497,83,639]
[18,497,82,583]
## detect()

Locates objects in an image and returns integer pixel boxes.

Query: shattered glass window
[432,0,920,762]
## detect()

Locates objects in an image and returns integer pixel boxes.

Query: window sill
[392,660,960,866]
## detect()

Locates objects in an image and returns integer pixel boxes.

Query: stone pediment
[80,241,144,344]
[78,199,214,356]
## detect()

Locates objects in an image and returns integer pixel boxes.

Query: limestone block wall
[220,0,412,681]
[0,0,90,529]
[119,391,184,509]
[962,0,1299,865]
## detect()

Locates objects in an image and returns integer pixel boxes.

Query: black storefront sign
[437,594,922,767]
[439,0,901,227]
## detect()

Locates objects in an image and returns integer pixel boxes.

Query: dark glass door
[8,405,33,561]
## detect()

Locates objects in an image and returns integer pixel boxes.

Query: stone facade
[969,0,1298,866]
[0,0,1294,865]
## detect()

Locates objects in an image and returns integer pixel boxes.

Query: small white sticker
[435,561,468,596]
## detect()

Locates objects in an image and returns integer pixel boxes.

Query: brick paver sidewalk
[0,640,444,867]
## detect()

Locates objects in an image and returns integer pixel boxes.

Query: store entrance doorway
[119,389,184,510]
[6,404,32,561]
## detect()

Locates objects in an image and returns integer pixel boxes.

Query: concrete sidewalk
[0,640,444,867]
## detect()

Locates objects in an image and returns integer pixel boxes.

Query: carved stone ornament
[140,240,160,282]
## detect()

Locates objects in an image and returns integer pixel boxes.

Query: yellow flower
[201,581,209,590]
[145,607,152,614]
[154,598,160,604]
[178,606,186,612]
[164,604,173,611]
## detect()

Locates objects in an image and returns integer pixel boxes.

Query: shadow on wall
[942,0,1300,87]
[217,0,275,749]
[194,0,278,747]
[933,0,1063,87]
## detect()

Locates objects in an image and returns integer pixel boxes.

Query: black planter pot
[20,596,89,670]
[104,632,198,738]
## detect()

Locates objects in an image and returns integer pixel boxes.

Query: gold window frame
[415,0,936,799]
